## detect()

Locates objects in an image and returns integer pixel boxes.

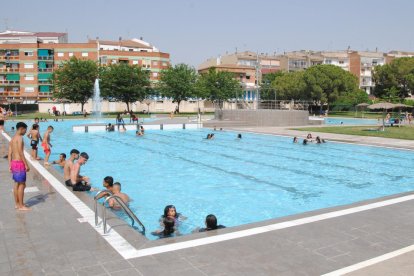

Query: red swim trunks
[42,142,50,154]
[10,160,26,183]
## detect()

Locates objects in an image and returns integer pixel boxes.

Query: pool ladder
[94,190,145,235]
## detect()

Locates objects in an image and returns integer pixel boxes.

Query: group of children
[26,118,54,165]
[151,205,225,239]
[293,133,326,145]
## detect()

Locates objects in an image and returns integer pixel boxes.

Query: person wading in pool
[8,122,31,211]
[107,182,129,209]
[70,152,92,191]
[64,149,80,187]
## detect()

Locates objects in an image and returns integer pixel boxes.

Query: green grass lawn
[293,125,414,140]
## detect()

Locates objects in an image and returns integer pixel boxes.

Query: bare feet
[44,162,50,166]
[36,157,41,160]
[17,206,31,211]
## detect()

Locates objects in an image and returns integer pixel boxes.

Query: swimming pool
[324,117,378,125]
[5,119,414,240]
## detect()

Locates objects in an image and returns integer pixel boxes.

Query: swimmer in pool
[303,139,308,145]
[160,205,186,229]
[151,217,176,239]
[198,214,226,232]
[107,182,129,209]
[51,153,66,167]
[237,134,242,139]
[293,137,298,143]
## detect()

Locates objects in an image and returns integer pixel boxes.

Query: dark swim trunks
[0,120,4,126]
[30,140,38,150]
[65,179,73,187]
[72,182,91,192]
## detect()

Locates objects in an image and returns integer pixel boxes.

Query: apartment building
[349,51,385,94]
[0,31,170,103]
[278,50,323,72]
[198,51,280,101]
[320,51,350,71]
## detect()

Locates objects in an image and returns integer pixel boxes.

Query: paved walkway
[1,130,414,275]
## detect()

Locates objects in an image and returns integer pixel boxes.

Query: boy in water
[42,126,54,165]
[70,152,92,191]
[27,124,42,160]
[108,182,129,209]
[64,149,80,186]
[51,153,66,167]
[8,122,30,211]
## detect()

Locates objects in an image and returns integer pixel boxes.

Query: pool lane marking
[5,130,414,260]
[1,132,139,260]
[321,244,414,276]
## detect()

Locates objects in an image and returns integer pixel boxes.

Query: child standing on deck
[42,126,54,166]
[8,122,30,211]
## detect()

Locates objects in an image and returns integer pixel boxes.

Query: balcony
[38,68,53,72]
[0,56,19,60]
[0,80,20,85]
[38,56,54,61]
[0,67,19,73]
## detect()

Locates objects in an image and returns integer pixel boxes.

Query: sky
[3,0,414,66]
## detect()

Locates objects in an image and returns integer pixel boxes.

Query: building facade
[0,31,170,103]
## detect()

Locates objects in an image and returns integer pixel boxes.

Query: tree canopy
[197,68,242,108]
[99,63,150,111]
[52,57,98,111]
[158,64,198,112]
[373,57,414,101]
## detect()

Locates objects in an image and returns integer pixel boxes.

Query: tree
[260,72,284,100]
[158,64,198,113]
[99,63,150,111]
[197,68,242,109]
[373,57,414,101]
[52,57,98,112]
[271,71,307,101]
[303,64,360,108]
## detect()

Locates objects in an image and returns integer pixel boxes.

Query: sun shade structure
[356,103,370,118]
[368,102,396,131]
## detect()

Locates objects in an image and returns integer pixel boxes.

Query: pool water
[325,117,378,125]
[5,119,414,240]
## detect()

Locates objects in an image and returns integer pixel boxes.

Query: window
[246,75,251,80]
[25,87,35,93]
[82,52,89,57]
[325,59,332,64]
[111,60,117,64]
[25,74,34,81]
[162,62,168,66]
[152,61,158,66]
[24,63,34,69]
[24,51,33,56]
[57,52,64,57]
[153,72,158,77]
[0,87,4,92]
[133,60,139,65]
[12,87,19,92]
[69,52,74,57]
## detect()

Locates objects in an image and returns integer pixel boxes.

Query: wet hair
[70,149,80,155]
[163,217,175,236]
[103,176,114,187]
[303,139,308,145]
[293,137,298,142]
[237,134,242,139]
[48,125,54,130]
[163,205,178,218]
[34,117,39,121]
[113,182,121,190]
[60,153,67,159]
[206,214,218,230]
[16,122,27,130]
[206,134,211,139]
[80,152,89,160]
[32,124,39,130]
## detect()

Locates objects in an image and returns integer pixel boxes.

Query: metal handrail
[94,189,113,226]
[102,195,145,234]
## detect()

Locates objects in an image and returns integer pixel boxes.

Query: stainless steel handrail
[102,195,145,234]
[94,189,113,226]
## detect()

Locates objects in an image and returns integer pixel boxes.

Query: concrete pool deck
[1,128,414,275]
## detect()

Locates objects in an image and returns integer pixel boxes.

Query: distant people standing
[8,122,30,211]
[0,107,5,133]
[52,106,57,116]
[116,113,125,131]
[27,124,42,160]
[42,126,54,166]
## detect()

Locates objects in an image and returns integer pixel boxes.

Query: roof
[0,30,66,38]
[198,64,255,71]
[90,39,152,49]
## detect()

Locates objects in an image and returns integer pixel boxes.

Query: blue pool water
[324,117,378,125]
[5,119,414,240]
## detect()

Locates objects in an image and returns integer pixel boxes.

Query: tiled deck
[1,128,414,275]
